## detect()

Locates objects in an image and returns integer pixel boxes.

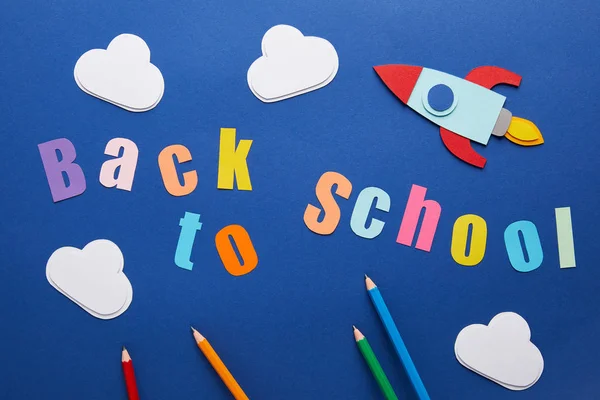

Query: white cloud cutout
[74,34,164,112]
[46,239,133,320]
[455,312,544,390]
[247,25,339,102]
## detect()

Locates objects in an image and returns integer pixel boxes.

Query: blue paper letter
[350,187,391,239]
[175,212,203,270]
[504,220,543,272]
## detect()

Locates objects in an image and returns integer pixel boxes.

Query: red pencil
[122,347,140,400]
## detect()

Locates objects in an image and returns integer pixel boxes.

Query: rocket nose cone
[374,64,423,104]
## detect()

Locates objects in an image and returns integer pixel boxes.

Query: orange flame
[505,117,544,146]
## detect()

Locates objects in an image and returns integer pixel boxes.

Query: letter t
[175,212,203,270]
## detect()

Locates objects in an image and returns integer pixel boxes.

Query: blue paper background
[1,0,599,398]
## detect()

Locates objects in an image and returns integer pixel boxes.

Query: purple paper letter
[38,138,86,202]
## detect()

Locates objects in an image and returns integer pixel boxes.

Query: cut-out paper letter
[451,214,487,266]
[158,144,198,196]
[455,312,544,390]
[504,221,544,272]
[217,128,253,191]
[38,138,86,202]
[350,187,390,239]
[74,34,164,112]
[247,25,339,102]
[303,171,352,235]
[46,239,133,320]
[555,207,576,269]
[174,212,203,271]
[99,138,139,191]
[215,225,258,276]
[396,184,441,252]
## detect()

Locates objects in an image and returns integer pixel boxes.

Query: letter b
[38,138,86,202]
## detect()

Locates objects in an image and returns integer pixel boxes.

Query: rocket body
[374,64,543,168]
[407,68,506,145]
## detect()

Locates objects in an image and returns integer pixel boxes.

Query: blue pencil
[365,275,430,400]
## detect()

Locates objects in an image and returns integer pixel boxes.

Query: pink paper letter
[396,184,441,252]
[99,138,138,191]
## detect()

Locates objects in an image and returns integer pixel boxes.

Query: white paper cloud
[247,25,339,102]
[455,312,544,390]
[46,239,133,320]
[74,34,164,112]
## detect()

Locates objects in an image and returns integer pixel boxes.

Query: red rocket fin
[465,66,522,90]
[440,127,487,168]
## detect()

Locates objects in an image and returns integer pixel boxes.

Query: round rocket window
[422,84,458,116]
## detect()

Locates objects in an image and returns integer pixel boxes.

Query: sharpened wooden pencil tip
[352,325,357,330]
[191,327,205,343]
[353,326,364,341]
[121,347,131,362]
[365,275,376,290]
[122,345,126,351]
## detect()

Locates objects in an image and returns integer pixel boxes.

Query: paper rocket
[374,65,543,168]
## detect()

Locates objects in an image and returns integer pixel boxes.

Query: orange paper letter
[215,225,258,276]
[303,171,352,235]
[158,144,198,196]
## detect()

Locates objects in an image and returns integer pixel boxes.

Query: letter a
[99,138,139,191]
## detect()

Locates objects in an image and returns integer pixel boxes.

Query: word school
[303,171,576,271]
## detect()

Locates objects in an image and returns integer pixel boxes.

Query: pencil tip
[191,326,195,332]
[365,275,376,290]
[122,346,126,351]
[353,326,364,341]
[352,325,356,330]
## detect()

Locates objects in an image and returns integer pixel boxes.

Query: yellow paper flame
[505,117,544,146]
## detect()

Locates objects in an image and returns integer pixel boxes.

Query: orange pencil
[121,347,140,400]
[191,327,249,400]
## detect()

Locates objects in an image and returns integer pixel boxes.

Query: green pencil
[353,326,399,400]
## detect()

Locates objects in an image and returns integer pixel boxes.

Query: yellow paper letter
[217,128,253,190]
[451,214,487,266]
